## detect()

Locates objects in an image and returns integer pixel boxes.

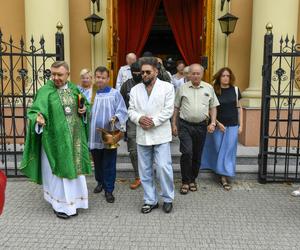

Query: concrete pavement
[1,176,300,249]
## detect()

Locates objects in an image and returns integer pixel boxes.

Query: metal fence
[259,24,300,182]
[0,24,64,177]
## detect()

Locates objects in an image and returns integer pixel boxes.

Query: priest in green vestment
[20,61,91,219]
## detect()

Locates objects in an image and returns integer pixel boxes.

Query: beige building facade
[1,0,300,146]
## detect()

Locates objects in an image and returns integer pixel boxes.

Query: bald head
[189,64,204,73]
[189,64,204,86]
[126,53,137,66]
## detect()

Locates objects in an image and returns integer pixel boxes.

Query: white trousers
[137,143,174,205]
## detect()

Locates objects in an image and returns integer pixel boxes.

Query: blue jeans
[137,143,174,205]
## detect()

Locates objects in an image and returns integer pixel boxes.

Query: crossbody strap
[234,86,239,107]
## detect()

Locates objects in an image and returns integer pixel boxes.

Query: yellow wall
[228,0,253,91]
[0,0,25,42]
[69,0,92,84]
[213,0,227,74]
[94,0,108,69]
[0,0,25,94]
[25,0,70,66]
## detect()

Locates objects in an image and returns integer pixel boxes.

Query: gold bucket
[96,128,124,149]
[96,118,123,149]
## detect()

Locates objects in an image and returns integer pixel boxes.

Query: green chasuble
[20,80,92,184]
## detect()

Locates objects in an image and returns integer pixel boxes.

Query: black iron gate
[0,24,64,177]
[259,24,300,183]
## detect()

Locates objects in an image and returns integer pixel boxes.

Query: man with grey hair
[116,52,137,90]
[172,64,219,195]
[128,57,175,214]
[21,61,91,219]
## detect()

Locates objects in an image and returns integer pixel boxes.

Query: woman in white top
[78,69,93,103]
[171,60,185,91]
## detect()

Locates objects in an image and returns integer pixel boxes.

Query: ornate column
[24,0,70,65]
[242,0,299,107]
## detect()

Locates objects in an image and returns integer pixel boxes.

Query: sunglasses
[141,70,152,75]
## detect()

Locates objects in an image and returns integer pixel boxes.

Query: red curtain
[163,0,203,64]
[117,0,161,66]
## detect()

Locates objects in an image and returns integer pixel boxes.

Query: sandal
[189,183,197,192]
[180,184,189,195]
[220,177,232,191]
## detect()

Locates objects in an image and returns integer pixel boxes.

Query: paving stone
[1,177,300,249]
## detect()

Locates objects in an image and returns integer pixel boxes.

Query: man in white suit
[128,57,175,214]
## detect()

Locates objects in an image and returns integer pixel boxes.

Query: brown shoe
[130,178,141,190]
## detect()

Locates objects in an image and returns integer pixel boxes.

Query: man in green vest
[20,61,91,219]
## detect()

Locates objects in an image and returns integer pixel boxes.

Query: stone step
[3,137,298,168]
[2,139,295,167]
[116,138,260,165]
[3,139,296,177]
[2,140,260,164]
[3,162,299,181]
[2,163,259,179]
[114,163,300,181]
[116,163,260,174]
[117,153,259,165]
[1,152,259,165]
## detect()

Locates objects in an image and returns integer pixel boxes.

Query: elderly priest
[21,61,91,219]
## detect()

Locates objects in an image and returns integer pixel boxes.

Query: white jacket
[128,78,175,146]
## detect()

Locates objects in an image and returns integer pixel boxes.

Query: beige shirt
[174,81,219,123]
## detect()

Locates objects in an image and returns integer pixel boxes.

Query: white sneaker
[291,189,300,197]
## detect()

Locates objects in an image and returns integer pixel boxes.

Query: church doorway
[107,0,214,83]
[142,2,183,66]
